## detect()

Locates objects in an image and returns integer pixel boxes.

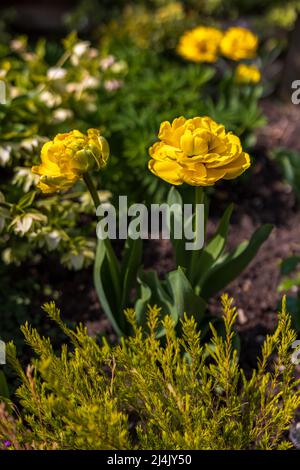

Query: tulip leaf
[93,239,123,336]
[167,187,188,268]
[135,270,173,327]
[280,255,300,276]
[200,224,273,300]
[135,267,206,337]
[193,203,234,288]
[120,237,142,310]
[17,191,36,210]
[166,267,206,325]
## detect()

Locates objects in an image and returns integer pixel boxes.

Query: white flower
[45,230,61,251]
[47,67,67,81]
[39,90,62,108]
[81,76,99,90]
[22,52,35,62]
[66,82,81,94]
[14,214,33,235]
[20,138,39,152]
[104,79,123,92]
[2,248,13,264]
[13,167,40,192]
[10,86,21,98]
[100,55,116,70]
[70,253,84,270]
[88,47,98,59]
[71,41,91,65]
[0,146,11,166]
[73,41,90,57]
[12,213,47,236]
[52,108,73,123]
[10,39,26,52]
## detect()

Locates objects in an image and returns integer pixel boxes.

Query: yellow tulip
[220,27,258,61]
[235,63,261,84]
[148,116,250,186]
[177,26,223,63]
[32,129,109,193]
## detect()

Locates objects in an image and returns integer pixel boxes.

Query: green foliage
[0,19,266,268]
[96,186,271,337]
[0,371,9,400]
[271,148,300,202]
[278,255,300,332]
[0,296,299,450]
[0,33,123,269]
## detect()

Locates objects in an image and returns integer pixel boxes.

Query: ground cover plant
[1,295,299,450]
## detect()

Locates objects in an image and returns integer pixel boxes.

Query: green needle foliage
[0,295,299,450]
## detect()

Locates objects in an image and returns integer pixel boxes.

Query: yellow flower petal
[32,129,109,193]
[149,116,251,187]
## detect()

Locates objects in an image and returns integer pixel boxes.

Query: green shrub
[0,295,299,450]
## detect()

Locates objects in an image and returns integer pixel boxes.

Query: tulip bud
[32,129,109,193]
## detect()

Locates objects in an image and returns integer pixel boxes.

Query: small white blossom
[0,146,12,166]
[39,90,62,108]
[81,76,99,90]
[104,79,123,92]
[10,86,21,98]
[47,67,67,81]
[10,39,26,52]
[52,108,73,123]
[70,253,84,270]
[22,52,35,62]
[71,41,91,66]
[20,138,39,152]
[88,47,98,59]
[13,167,39,192]
[100,55,116,71]
[14,214,33,235]
[12,213,47,236]
[73,41,90,57]
[45,230,61,251]
[66,82,81,94]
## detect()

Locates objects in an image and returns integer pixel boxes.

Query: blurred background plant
[0,1,273,269]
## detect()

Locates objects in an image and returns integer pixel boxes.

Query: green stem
[189,186,204,285]
[83,173,122,305]
[83,173,101,208]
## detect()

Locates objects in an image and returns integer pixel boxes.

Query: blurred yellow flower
[32,129,109,193]
[156,2,184,23]
[177,26,223,63]
[220,27,258,61]
[235,64,261,84]
[148,116,250,186]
